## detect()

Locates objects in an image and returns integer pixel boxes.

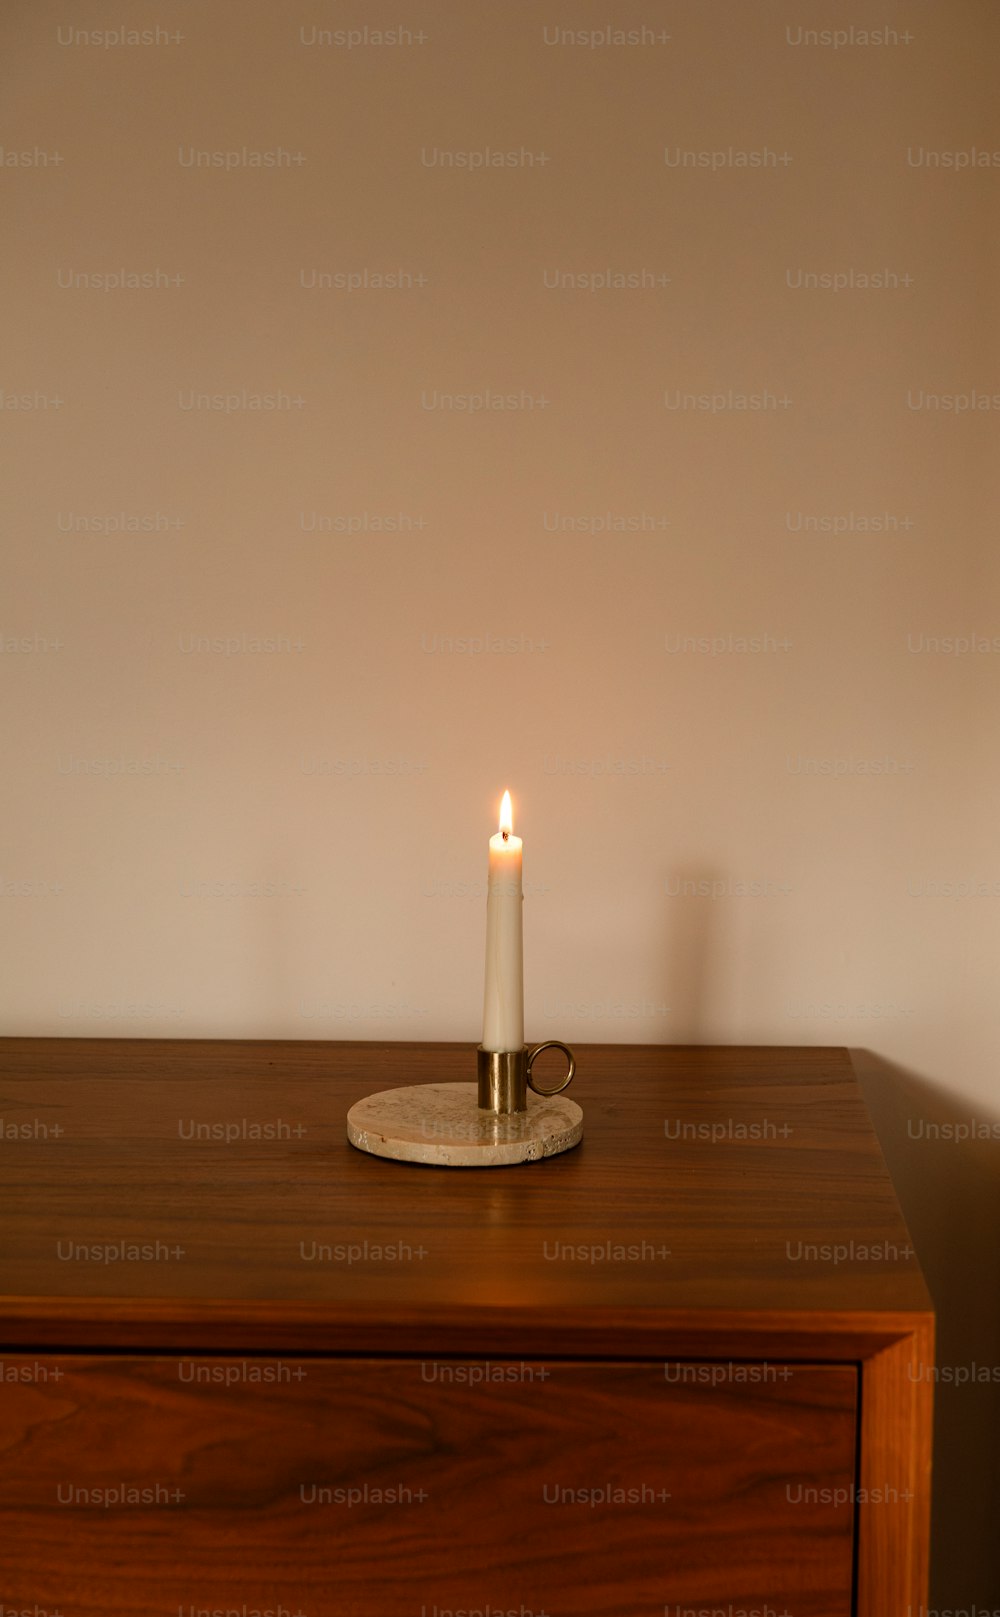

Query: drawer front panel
[0,1356,857,1616]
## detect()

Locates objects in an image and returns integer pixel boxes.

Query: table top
[0,1039,932,1354]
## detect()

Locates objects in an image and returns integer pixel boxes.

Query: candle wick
[502,830,509,842]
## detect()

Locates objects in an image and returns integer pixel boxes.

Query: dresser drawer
[0,1355,856,1615]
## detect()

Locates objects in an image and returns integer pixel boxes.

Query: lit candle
[482,789,524,1052]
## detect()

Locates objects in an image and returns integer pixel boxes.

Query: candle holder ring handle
[526,1040,576,1098]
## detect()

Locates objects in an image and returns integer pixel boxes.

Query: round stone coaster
[347,1081,583,1168]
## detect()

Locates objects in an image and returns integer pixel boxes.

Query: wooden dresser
[0,1040,932,1615]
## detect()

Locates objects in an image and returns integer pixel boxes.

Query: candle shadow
[662,865,721,1042]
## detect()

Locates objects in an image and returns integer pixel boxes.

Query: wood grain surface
[0,1039,931,1351]
[0,1038,933,1612]
[0,1354,857,1617]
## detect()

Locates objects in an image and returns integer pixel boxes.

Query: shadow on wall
[662,867,721,1041]
[853,1050,1000,1609]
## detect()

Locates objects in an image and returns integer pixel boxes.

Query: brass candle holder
[477,1041,576,1114]
[347,791,581,1165]
[347,1040,583,1168]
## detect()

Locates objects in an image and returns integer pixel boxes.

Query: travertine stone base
[347,1082,583,1167]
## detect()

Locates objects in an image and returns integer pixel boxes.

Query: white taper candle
[482,789,524,1052]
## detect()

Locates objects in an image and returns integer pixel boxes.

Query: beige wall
[3,0,998,1597]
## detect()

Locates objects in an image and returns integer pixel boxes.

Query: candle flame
[499,789,513,837]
